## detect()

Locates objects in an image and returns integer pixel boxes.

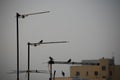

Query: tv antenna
[27,40,68,80]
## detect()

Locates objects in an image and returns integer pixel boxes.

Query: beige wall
[70,66,100,80]
[53,77,72,80]
[54,58,120,80]
[99,58,109,80]
[110,65,120,80]
[70,58,120,80]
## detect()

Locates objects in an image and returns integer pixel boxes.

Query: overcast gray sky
[0,0,120,80]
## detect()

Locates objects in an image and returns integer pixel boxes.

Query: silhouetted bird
[21,15,25,18]
[36,69,38,72]
[67,59,71,63]
[34,43,37,47]
[34,40,43,47]
[61,71,65,77]
[49,56,54,61]
[53,70,56,77]
[39,40,43,44]
[53,70,56,80]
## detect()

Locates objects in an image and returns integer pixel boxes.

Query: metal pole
[48,60,54,80]
[50,64,52,80]
[16,13,20,80]
[28,42,30,80]
[16,11,50,80]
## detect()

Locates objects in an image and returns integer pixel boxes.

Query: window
[109,71,112,76]
[102,66,106,71]
[94,71,98,76]
[75,71,80,76]
[97,63,100,65]
[86,71,88,76]
[102,76,106,78]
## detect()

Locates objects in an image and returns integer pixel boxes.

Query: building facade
[70,57,120,80]
[54,57,120,80]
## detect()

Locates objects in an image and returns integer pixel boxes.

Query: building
[70,57,120,80]
[54,57,120,80]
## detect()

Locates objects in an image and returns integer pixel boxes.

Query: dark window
[102,76,106,78]
[86,71,88,76]
[102,66,106,71]
[94,71,98,76]
[75,71,80,76]
[109,71,112,76]
[97,63,100,65]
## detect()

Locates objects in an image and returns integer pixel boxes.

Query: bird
[49,56,54,61]
[61,71,65,77]
[53,70,56,77]
[34,40,43,47]
[21,15,25,18]
[67,59,71,63]
[36,69,38,72]
[39,40,43,44]
[53,70,56,80]
[34,43,37,47]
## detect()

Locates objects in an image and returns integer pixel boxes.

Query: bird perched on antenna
[61,71,65,77]
[21,15,25,18]
[48,56,54,64]
[39,40,43,44]
[34,43,37,47]
[34,40,43,47]
[67,59,71,63]
[49,56,54,61]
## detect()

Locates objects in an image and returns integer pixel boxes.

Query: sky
[0,0,120,80]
